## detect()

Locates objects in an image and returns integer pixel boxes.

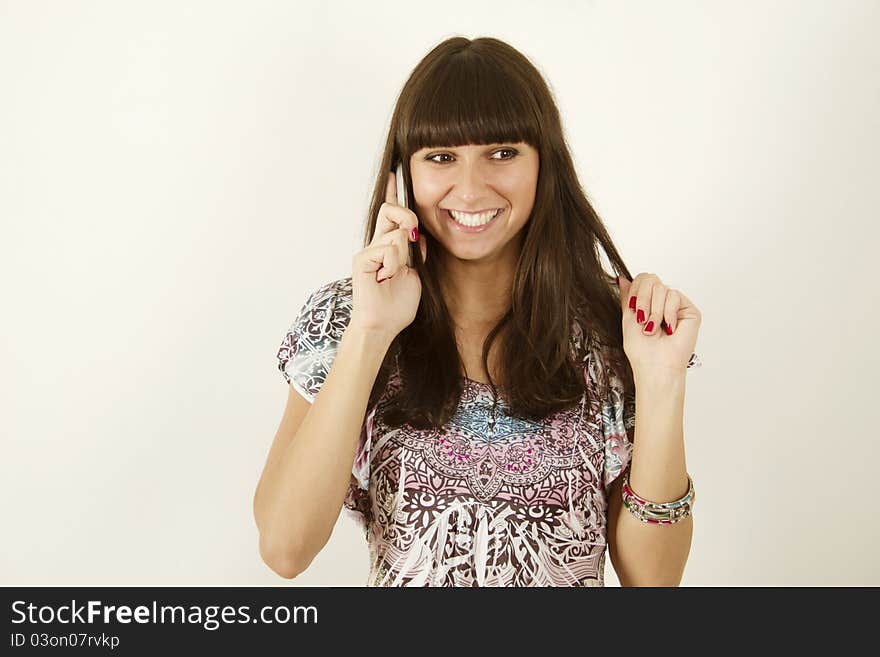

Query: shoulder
[276,276,354,399]
[291,276,354,339]
[301,276,353,315]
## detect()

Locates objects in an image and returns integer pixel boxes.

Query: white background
[1,0,877,585]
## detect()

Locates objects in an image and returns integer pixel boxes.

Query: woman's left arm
[607,273,701,587]
[606,371,692,586]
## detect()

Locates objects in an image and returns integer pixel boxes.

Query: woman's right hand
[349,168,428,341]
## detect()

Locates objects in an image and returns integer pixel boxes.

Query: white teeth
[449,208,501,226]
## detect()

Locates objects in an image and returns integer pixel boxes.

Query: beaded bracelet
[621,470,695,525]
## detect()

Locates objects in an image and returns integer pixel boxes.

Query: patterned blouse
[276,277,700,587]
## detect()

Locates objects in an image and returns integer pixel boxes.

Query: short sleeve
[598,348,636,492]
[276,278,351,403]
[275,277,374,531]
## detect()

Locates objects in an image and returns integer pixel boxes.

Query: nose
[451,160,492,205]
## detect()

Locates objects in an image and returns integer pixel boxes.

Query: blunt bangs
[398,52,543,156]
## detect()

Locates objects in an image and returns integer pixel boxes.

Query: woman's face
[409,141,540,262]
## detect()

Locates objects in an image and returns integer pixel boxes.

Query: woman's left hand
[616,273,701,377]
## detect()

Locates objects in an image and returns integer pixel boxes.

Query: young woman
[254,36,702,587]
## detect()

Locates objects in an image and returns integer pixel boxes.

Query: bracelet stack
[621,470,695,525]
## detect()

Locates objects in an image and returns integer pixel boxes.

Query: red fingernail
[645,320,654,332]
[637,309,645,324]
[411,227,419,242]
[629,296,636,310]
[665,323,673,335]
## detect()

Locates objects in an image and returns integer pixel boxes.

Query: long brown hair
[363,36,635,428]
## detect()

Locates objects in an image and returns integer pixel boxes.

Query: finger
[676,289,702,325]
[626,275,640,317]
[643,283,667,335]
[676,289,696,311]
[394,227,413,270]
[371,202,418,247]
[376,243,400,282]
[634,274,658,327]
[663,289,681,334]
[616,274,630,312]
[402,227,415,267]
[634,275,651,325]
[353,242,393,276]
[375,226,411,270]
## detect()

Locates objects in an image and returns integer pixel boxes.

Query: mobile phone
[395,161,408,208]
[395,160,415,267]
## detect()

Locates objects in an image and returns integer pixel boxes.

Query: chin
[450,244,508,263]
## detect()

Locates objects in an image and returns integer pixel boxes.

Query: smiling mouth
[444,208,505,230]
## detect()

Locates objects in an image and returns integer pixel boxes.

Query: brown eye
[427,148,518,164]
[491,148,518,160]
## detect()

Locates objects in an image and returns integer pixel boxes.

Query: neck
[437,247,519,330]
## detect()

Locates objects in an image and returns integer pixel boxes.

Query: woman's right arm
[255,166,425,578]
[253,325,394,579]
